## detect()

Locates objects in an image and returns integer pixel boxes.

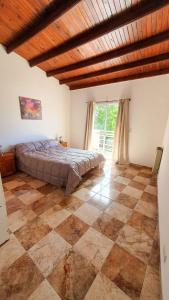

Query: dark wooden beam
[47,29,169,76]
[6,0,81,53]
[69,67,169,90]
[29,0,169,67]
[60,52,169,84]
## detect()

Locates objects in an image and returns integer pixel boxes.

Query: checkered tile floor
[0,161,161,299]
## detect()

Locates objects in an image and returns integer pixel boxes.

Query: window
[92,102,118,158]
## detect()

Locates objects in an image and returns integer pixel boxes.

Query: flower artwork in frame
[19,96,42,120]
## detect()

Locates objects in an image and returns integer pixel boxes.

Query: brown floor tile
[11,184,33,197]
[1,164,161,300]
[29,196,56,215]
[129,180,146,191]
[128,211,156,238]
[48,250,97,300]
[3,180,26,191]
[6,197,25,215]
[55,215,89,245]
[59,195,83,212]
[141,191,157,206]
[138,172,152,178]
[0,253,43,300]
[37,184,57,195]
[92,213,124,241]
[120,172,135,180]
[149,239,160,271]
[116,192,138,209]
[15,217,51,250]
[102,244,146,299]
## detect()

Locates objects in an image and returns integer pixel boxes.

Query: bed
[15,139,105,194]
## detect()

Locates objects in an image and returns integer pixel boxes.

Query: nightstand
[0,152,16,177]
[60,141,68,148]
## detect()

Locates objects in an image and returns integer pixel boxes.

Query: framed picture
[19,96,42,120]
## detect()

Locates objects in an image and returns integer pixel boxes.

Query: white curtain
[84,101,95,150]
[114,99,130,165]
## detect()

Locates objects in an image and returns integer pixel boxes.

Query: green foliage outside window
[94,104,118,131]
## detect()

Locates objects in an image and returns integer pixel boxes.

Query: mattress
[15,139,105,194]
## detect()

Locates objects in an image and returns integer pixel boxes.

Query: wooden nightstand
[0,152,16,177]
[60,141,68,148]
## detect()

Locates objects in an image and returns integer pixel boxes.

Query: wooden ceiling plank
[6,0,82,53]
[60,52,169,84]
[29,0,169,67]
[69,66,169,90]
[47,29,169,76]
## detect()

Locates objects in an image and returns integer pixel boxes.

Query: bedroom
[0,0,169,299]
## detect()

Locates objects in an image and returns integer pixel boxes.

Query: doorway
[92,102,119,159]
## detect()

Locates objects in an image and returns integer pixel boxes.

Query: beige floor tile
[0,234,25,274]
[133,176,150,185]
[74,227,113,270]
[88,193,113,210]
[140,266,162,300]
[28,280,61,300]
[84,272,131,300]
[105,202,132,223]
[74,203,102,225]
[29,231,71,277]
[40,205,71,228]
[117,224,153,263]
[8,208,36,232]
[72,188,95,201]
[98,186,119,200]
[123,186,143,199]
[114,176,131,185]
[135,200,157,220]
[145,185,157,196]
[18,190,44,205]
[4,190,16,201]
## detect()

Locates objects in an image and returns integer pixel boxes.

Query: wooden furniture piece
[0,152,16,177]
[60,141,68,148]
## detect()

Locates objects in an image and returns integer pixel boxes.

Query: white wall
[0,46,71,150]
[70,76,169,167]
[158,116,169,300]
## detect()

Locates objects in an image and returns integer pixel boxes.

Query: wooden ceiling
[1,0,169,90]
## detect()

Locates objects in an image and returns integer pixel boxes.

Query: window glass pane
[106,104,118,131]
[94,104,106,130]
